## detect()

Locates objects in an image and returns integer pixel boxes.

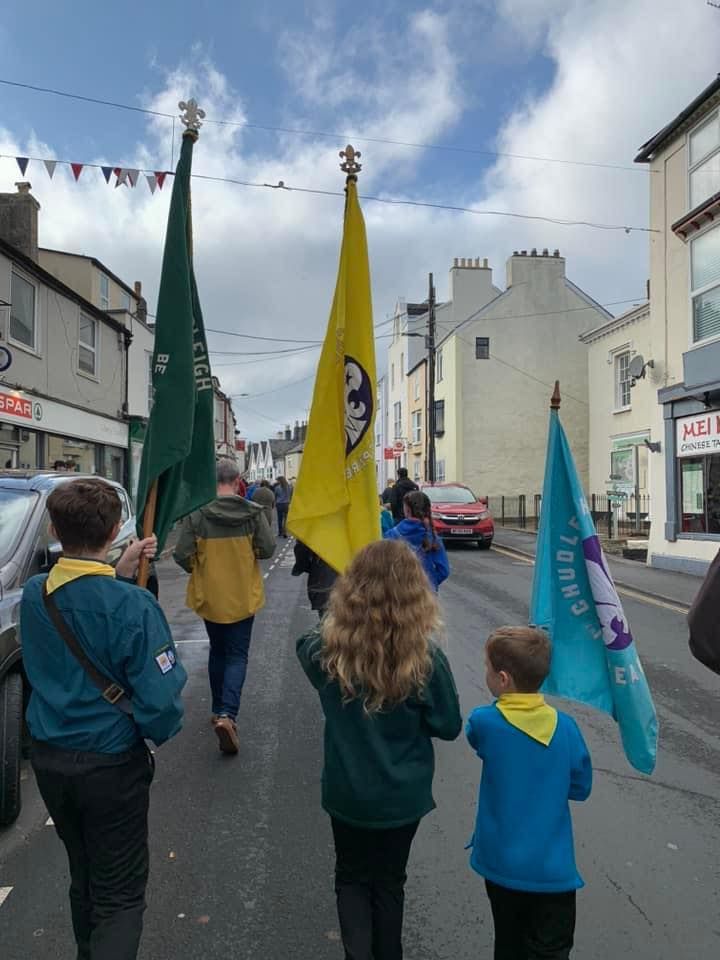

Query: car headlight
[478,511,490,519]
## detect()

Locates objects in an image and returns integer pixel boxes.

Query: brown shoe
[214,716,239,755]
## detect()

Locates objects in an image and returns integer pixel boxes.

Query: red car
[421,482,494,549]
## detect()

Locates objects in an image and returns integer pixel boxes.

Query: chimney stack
[0,182,40,262]
[483,258,489,268]
[133,280,148,324]
[285,425,292,441]
[553,249,560,258]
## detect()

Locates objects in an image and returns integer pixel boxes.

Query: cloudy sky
[0,0,718,439]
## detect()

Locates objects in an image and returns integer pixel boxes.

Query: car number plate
[450,527,473,535]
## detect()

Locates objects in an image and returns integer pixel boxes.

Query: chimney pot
[453,258,459,267]
[531,248,537,256]
[16,181,32,195]
[483,257,489,268]
[553,249,560,257]
[460,258,466,267]
[542,248,549,256]
[521,250,527,256]
[474,257,480,267]
[134,281,142,297]
[513,251,519,256]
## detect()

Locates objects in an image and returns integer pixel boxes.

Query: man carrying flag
[531,383,658,774]
[288,146,379,572]
[135,99,216,562]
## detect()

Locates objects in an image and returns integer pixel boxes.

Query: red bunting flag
[155,171,167,190]
[16,157,29,176]
[71,163,84,182]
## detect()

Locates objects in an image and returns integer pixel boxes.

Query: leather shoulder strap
[42,582,134,716]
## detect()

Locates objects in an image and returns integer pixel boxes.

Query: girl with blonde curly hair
[296,538,461,960]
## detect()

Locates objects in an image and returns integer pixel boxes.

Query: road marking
[0,887,13,907]
[491,545,689,614]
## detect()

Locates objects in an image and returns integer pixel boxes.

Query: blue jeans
[276,503,289,536]
[204,617,255,720]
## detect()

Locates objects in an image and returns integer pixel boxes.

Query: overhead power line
[0,151,655,234]
[0,76,648,174]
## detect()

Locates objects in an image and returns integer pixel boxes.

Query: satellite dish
[628,355,646,380]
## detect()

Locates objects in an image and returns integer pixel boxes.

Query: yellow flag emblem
[288,177,379,572]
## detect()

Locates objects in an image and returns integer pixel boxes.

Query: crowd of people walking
[17,462,592,960]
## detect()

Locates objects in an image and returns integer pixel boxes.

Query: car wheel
[0,672,23,827]
[478,539,492,550]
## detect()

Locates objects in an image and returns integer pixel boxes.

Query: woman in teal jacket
[297,539,461,960]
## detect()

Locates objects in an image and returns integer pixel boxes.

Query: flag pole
[137,98,203,589]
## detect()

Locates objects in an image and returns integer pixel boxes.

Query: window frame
[9,269,38,354]
[614,350,632,412]
[99,273,110,310]
[413,457,422,482]
[434,399,445,436]
[412,409,422,444]
[414,371,420,401]
[120,290,131,312]
[688,110,720,212]
[78,313,99,378]
[436,459,446,482]
[393,401,402,440]
[689,221,720,346]
[436,346,444,383]
[475,336,490,360]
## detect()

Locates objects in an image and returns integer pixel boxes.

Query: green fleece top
[297,630,462,828]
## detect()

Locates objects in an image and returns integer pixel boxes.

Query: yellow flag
[288,179,379,572]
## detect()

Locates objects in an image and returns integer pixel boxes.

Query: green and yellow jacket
[174,496,276,623]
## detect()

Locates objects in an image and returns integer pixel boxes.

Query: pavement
[493,527,703,609]
[1,539,719,958]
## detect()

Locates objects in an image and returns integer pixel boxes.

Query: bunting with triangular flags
[115,168,129,188]
[71,163,83,182]
[127,169,139,187]
[16,157,29,176]
[155,171,167,190]
[44,159,57,179]
[146,174,157,195]
[101,166,113,184]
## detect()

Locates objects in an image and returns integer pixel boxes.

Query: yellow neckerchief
[495,693,558,746]
[46,557,116,596]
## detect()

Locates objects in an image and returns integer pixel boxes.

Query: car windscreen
[0,489,38,567]
[424,485,478,505]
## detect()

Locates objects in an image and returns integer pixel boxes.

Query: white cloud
[0,1,718,439]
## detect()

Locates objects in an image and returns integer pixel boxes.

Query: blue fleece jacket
[466,704,592,893]
[384,518,450,591]
[21,574,187,753]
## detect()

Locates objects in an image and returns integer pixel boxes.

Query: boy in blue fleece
[466,626,592,960]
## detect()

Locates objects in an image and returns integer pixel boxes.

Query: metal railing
[486,493,651,538]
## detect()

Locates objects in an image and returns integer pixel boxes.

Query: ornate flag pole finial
[179,99,206,142]
[551,380,561,410]
[340,144,362,182]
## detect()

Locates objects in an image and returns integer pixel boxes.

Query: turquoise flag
[530,405,658,774]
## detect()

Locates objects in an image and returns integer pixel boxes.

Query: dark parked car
[0,471,146,827]
[421,482,495,549]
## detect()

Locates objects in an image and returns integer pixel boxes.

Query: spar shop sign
[676,411,720,458]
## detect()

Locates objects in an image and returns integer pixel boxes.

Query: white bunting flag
[145,174,157,195]
[43,159,57,180]
[127,169,139,188]
[115,169,129,188]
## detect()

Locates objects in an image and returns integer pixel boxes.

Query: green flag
[135,130,216,551]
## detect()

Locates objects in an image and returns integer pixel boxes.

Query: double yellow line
[491,544,690,616]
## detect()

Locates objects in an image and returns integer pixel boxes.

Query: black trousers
[485,880,576,960]
[32,740,155,960]
[331,817,419,960]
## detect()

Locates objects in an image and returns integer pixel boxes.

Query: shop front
[0,387,128,483]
